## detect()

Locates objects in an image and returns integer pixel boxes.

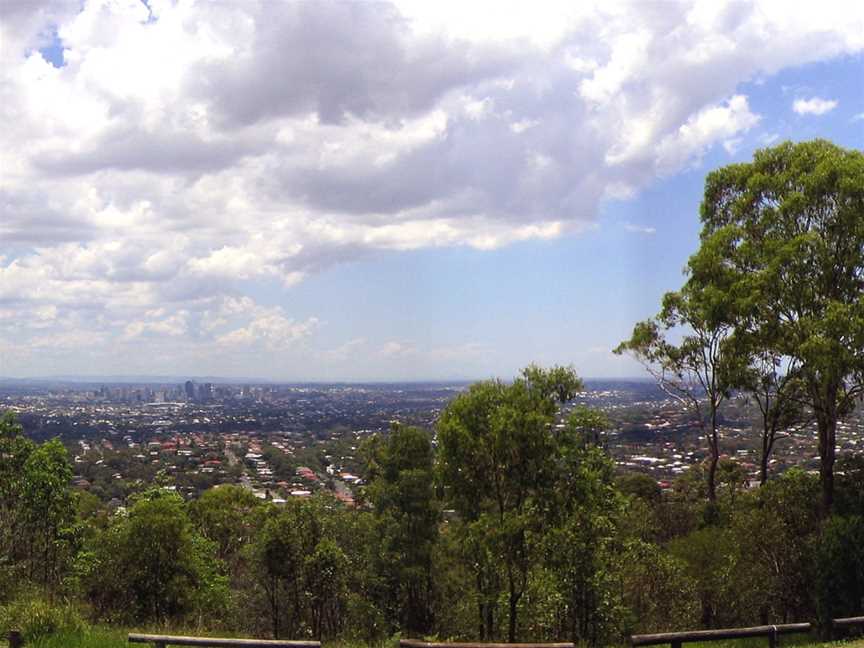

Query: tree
[305,538,348,639]
[813,515,864,634]
[565,406,611,449]
[542,417,624,646]
[694,140,864,514]
[190,485,262,563]
[615,288,734,504]
[249,507,306,639]
[437,365,582,641]
[0,411,35,586]
[617,540,699,634]
[80,489,228,623]
[0,414,75,594]
[363,424,438,635]
[20,439,74,590]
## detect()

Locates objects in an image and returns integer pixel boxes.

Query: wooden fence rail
[834,617,864,630]
[630,623,811,648]
[630,616,864,648]
[127,633,320,648]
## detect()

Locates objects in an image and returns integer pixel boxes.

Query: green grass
[2,633,862,648]
[8,626,125,648]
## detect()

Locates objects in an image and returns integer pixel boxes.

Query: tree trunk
[816,383,838,517]
[818,416,836,516]
[759,452,769,486]
[707,449,718,503]
[476,571,486,640]
[485,600,494,641]
[706,408,720,503]
[760,411,771,485]
[508,589,519,642]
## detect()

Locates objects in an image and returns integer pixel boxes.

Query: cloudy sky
[1,0,862,381]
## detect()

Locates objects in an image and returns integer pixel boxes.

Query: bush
[0,596,85,641]
[814,515,864,634]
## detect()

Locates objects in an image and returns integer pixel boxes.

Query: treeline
[2,371,864,645]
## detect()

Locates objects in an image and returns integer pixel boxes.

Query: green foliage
[0,413,76,598]
[0,412,37,598]
[305,538,348,639]
[620,140,864,511]
[695,140,864,512]
[363,425,438,635]
[243,495,352,639]
[813,515,864,631]
[835,455,864,516]
[541,440,627,644]
[78,489,228,624]
[669,526,739,628]
[437,365,583,641]
[0,596,85,642]
[20,439,75,589]
[190,485,262,563]
[22,626,127,648]
[617,540,699,633]
[617,473,662,505]
[566,406,611,448]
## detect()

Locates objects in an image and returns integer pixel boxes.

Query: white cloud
[380,341,415,358]
[1,0,862,375]
[653,95,761,173]
[792,97,838,115]
[624,223,657,235]
[217,309,319,351]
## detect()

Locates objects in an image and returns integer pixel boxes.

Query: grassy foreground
[3,626,124,648]
[3,632,864,648]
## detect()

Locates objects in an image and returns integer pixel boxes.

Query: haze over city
[2,0,863,380]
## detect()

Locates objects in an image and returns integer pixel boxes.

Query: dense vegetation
[1,140,862,646]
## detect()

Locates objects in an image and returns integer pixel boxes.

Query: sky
[0,0,862,382]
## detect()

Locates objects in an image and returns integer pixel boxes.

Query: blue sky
[1,0,862,381]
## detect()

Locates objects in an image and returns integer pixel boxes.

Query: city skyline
[2,0,863,381]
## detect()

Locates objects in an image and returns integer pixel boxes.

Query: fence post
[768,625,777,648]
[8,630,23,648]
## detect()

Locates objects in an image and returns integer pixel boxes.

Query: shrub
[0,596,85,641]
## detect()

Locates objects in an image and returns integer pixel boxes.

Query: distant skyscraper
[184,380,195,401]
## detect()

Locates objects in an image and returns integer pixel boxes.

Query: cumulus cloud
[1,0,863,375]
[792,97,839,115]
[653,95,760,173]
[217,312,319,351]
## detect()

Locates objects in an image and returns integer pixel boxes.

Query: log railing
[127,634,320,648]
[630,617,864,648]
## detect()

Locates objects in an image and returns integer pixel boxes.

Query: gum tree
[615,287,734,504]
[693,140,864,514]
[437,365,582,641]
